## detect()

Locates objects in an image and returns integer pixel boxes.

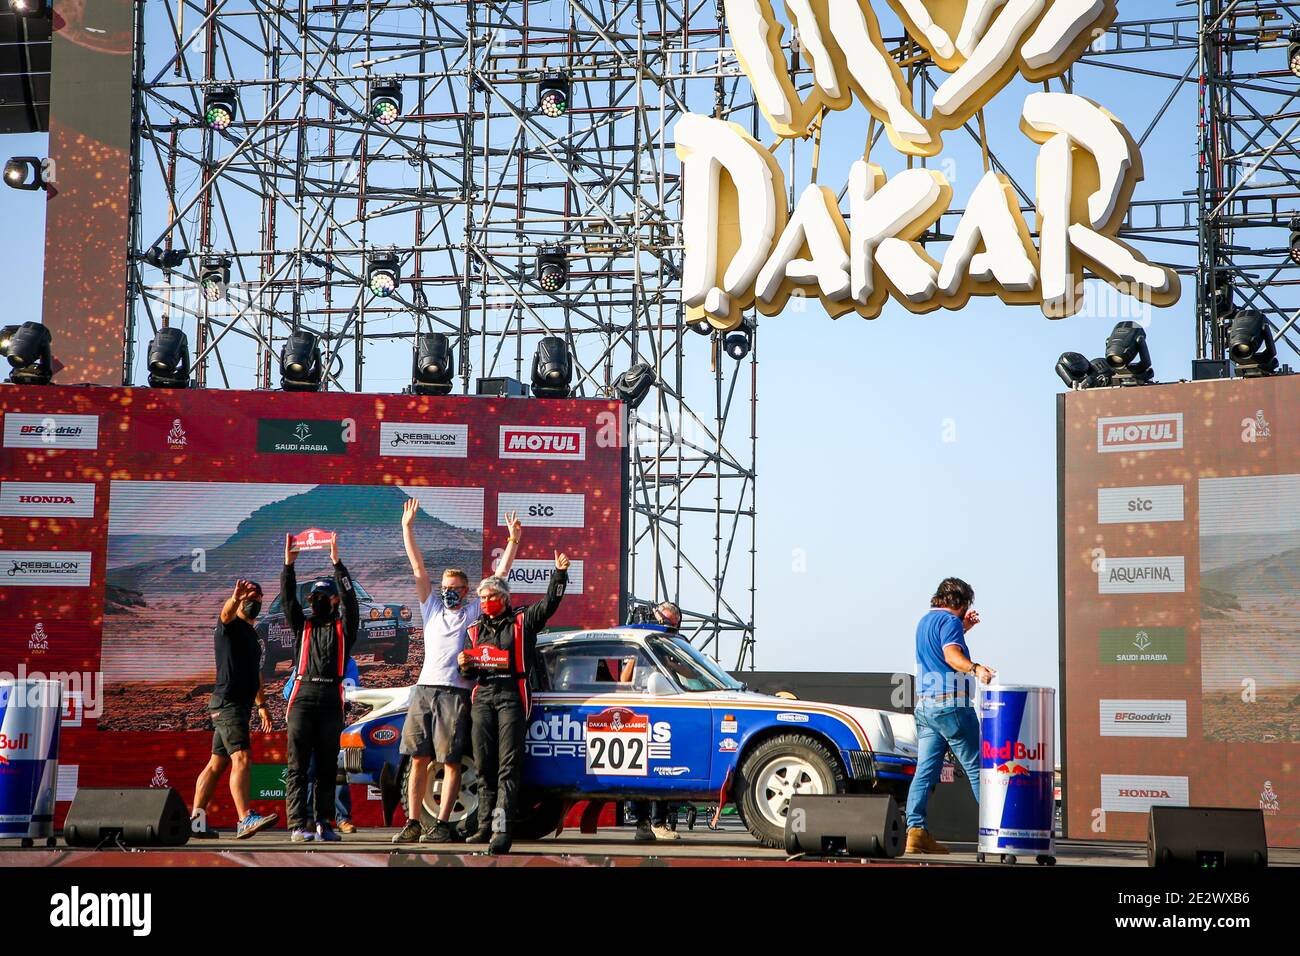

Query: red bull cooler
[978,685,1055,864]
[0,679,62,842]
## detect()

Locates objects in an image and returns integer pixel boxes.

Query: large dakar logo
[679,1,1178,328]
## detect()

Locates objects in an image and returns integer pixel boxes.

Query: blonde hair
[441,568,470,586]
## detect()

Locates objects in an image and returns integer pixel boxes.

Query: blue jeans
[905,703,980,830]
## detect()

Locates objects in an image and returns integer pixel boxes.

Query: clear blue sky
[1,2,1218,686]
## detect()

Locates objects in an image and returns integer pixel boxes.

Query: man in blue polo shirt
[905,577,996,855]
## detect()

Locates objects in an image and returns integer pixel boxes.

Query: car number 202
[586,733,647,776]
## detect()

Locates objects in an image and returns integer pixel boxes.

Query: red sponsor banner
[290,528,336,552]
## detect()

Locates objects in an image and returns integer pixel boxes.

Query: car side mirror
[646,671,677,696]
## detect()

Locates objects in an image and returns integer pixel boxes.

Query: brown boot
[906,827,950,855]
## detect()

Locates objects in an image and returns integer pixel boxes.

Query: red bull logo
[0,755,10,766]
[0,732,30,751]
[996,762,1032,777]
[982,739,1045,762]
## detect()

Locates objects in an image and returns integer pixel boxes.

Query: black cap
[307,578,337,598]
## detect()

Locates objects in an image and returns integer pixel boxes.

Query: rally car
[339,626,918,847]
[256,577,412,678]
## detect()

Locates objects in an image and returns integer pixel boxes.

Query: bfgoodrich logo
[1097,556,1185,594]
[3,413,100,450]
[1099,699,1187,738]
[1097,413,1183,453]
[0,481,96,518]
[1100,774,1189,813]
[1,551,92,587]
[49,886,151,936]
[380,422,468,458]
[498,426,586,461]
[1098,627,1185,664]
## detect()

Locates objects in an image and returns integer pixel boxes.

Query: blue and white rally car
[340,626,918,847]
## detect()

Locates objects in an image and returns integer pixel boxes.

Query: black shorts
[210,699,252,757]
[400,685,471,763]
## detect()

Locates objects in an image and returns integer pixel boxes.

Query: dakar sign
[677,0,1180,329]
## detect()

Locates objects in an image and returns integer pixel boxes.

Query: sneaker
[337,820,357,834]
[290,827,316,843]
[391,820,424,845]
[634,820,654,842]
[651,823,679,842]
[487,832,513,855]
[905,827,950,855]
[315,822,342,843]
[465,826,493,845]
[419,820,453,844]
[235,811,278,839]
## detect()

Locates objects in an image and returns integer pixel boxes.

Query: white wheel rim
[421,759,479,825]
[756,755,826,830]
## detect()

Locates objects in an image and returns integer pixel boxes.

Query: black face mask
[310,596,334,619]
[240,600,261,620]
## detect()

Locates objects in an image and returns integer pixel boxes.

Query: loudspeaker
[1148,806,1267,869]
[63,788,191,848]
[784,794,904,858]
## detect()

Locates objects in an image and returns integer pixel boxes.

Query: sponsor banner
[0,482,96,518]
[290,528,336,553]
[380,422,469,459]
[505,560,584,594]
[498,425,586,461]
[1097,485,1183,524]
[1098,627,1185,665]
[0,551,92,587]
[496,493,585,529]
[256,419,348,455]
[1096,413,1183,453]
[250,764,288,801]
[1099,700,1187,738]
[3,413,100,450]
[1100,774,1189,813]
[1097,556,1185,594]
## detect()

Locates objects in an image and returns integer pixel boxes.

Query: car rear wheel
[735,733,846,848]
[399,756,481,832]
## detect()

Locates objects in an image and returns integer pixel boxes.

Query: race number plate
[291,528,336,552]
[470,645,511,671]
[585,707,649,777]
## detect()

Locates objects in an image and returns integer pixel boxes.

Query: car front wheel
[400,756,481,832]
[735,733,847,848]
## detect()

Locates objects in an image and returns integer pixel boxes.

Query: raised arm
[220,579,254,625]
[281,534,304,633]
[332,535,360,652]
[521,553,570,669]
[401,498,432,606]
[491,511,523,578]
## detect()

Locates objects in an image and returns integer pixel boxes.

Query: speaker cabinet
[784,794,905,858]
[63,788,191,848]
[1148,806,1267,869]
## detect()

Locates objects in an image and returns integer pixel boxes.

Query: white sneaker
[651,824,680,841]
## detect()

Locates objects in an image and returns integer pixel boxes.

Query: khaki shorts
[400,685,471,763]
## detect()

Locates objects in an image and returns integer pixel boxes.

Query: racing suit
[282,560,359,830]
[465,568,567,835]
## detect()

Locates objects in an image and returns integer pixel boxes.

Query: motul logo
[18,495,74,504]
[1097,414,1183,453]
[498,426,586,461]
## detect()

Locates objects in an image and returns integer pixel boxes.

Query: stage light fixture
[1227,309,1280,378]
[0,325,19,357]
[280,330,324,392]
[531,336,573,398]
[535,246,567,292]
[4,157,44,191]
[367,249,401,297]
[369,79,403,126]
[723,319,753,360]
[612,362,656,410]
[1055,351,1113,390]
[7,0,49,17]
[144,246,189,270]
[1289,31,1300,78]
[1104,320,1154,385]
[199,254,232,302]
[687,317,712,336]
[1289,215,1300,265]
[412,332,454,396]
[146,327,192,388]
[5,321,53,385]
[538,72,570,119]
[1211,268,1234,318]
[203,86,238,132]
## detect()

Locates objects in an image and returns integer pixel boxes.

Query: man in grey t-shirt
[393,498,522,844]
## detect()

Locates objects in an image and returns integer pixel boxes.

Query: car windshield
[646,636,743,693]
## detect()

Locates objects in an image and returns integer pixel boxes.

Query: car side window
[540,641,660,694]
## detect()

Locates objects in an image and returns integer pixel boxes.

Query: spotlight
[5,322,53,385]
[146,327,191,388]
[199,254,232,302]
[612,362,656,410]
[367,249,401,297]
[203,86,238,132]
[1055,351,1112,390]
[7,0,49,17]
[3,157,44,191]
[1227,309,1280,378]
[538,72,570,119]
[412,332,454,396]
[687,317,713,336]
[280,330,323,392]
[535,246,567,292]
[1290,215,1300,265]
[0,325,18,356]
[1104,321,1153,385]
[723,319,753,360]
[143,246,189,270]
[369,79,403,127]
[1211,268,1234,318]
[531,336,573,398]
[1289,31,1300,78]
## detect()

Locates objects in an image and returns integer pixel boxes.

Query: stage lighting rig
[412,333,454,396]
[612,362,656,410]
[5,321,53,385]
[280,330,323,391]
[723,319,754,360]
[1289,31,1300,78]
[367,249,401,297]
[7,0,50,17]
[531,336,573,398]
[146,328,192,388]
[1289,215,1300,265]
[1104,321,1154,385]
[0,325,19,356]
[143,246,188,270]
[687,317,712,336]
[1055,351,1113,390]
[1228,309,1281,378]
[203,86,238,132]
[535,246,567,292]
[538,72,570,119]
[4,157,45,191]
[369,79,403,126]
[199,254,232,302]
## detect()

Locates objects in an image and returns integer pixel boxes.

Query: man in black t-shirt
[188,579,278,839]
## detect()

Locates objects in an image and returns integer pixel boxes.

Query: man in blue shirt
[905,577,996,854]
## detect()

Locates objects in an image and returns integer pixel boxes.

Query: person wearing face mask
[282,533,360,843]
[188,579,278,839]
[392,499,523,844]
[458,552,569,854]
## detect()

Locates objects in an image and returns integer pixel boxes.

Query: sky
[0,1,1227,686]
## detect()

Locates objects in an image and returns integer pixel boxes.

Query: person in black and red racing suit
[457,550,570,854]
[281,532,359,843]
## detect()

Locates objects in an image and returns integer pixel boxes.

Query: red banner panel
[0,386,626,825]
[1060,377,1299,847]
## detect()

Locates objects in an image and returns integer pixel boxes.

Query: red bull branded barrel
[0,679,62,840]
[978,685,1055,862]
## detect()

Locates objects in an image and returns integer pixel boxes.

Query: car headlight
[369,607,380,620]
[383,606,394,618]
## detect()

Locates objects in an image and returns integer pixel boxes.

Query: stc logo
[1097,414,1183,453]
[499,426,586,461]
[1128,498,1154,513]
